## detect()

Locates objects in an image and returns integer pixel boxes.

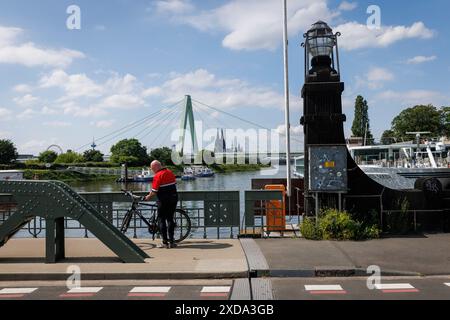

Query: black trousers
[157,193,178,243]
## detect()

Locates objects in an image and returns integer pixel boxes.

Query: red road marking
[200,293,229,297]
[60,293,95,298]
[309,290,347,295]
[128,293,166,297]
[0,294,24,298]
[381,289,419,293]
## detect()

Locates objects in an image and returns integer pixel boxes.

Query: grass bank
[23,170,116,182]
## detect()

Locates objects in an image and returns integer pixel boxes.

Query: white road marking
[445,283,450,287]
[374,283,415,290]
[130,287,171,293]
[0,288,37,294]
[201,286,231,293]
[67,287,103,294]
[304,285,344,291]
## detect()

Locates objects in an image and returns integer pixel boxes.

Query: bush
[299,217,321,240]
[300,208,381,241]
[54,151,84,164]
[38,150,58,163]
[318,209,359,240]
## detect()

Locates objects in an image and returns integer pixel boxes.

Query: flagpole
[282,0,292,197]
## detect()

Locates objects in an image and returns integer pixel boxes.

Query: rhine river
[69,165,292,193]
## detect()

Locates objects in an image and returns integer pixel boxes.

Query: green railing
[1,189,296,239]
[0,190,241,240]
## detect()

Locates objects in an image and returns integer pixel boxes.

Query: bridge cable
[192,99,303,144]
[145,107,183,148]
[75,99,184,151]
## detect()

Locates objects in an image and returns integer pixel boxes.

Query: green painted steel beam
[0,180,149,263]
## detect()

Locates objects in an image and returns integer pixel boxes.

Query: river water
[69,165,291,193]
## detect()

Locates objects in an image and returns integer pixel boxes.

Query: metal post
[45,219,56,264]
[282,0,292,198]
[315,192,319,226]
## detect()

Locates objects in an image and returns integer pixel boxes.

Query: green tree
[110,139,150,166]
[440,106,450,138]
[0,139,18,164]
[391,105,441,141]
[149,147,173,166]
[38,150,58,163]
[83,149,104,162]
[351,95,373,144]
[380,130,396,145]
[54,151,84,164]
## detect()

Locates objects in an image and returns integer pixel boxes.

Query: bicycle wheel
[173,209,191,243]
[120,210,133,233]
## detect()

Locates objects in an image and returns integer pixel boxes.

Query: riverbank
[9,163,270,182]
[23,169,117,182]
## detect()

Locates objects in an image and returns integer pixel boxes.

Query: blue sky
[0,0,449,155]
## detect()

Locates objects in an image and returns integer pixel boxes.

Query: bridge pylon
[178,95,199,156]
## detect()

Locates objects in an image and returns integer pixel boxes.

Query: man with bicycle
[143,160,178,249]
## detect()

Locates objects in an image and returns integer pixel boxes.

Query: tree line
[0,138,174,166]
[351,95,450,145]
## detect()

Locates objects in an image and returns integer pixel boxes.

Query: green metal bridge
[0,180,286,264]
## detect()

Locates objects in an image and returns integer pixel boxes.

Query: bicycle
[120,189,191,243]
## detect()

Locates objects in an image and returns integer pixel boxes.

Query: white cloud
[18,139,61,154]
[276,124,303,135]
[41,106,58,115]
[142,86,162,97]
[0,25,84,68]
[40,69,104,98]
[338,1,357,11]
[91,119,116,128]
[44,121,72,128]
[13,94,39,107]
[337,21,435,51]
[367,67,394,82]
[180,0,336,51]
[354,67,394,90]
[153,0,194,14]
[99,94,145,109]
[153,69,290,110]
[0,131,12,138]
[0,107,13,120]
[16,108,37,119]
[407,55,437,64]
[62,102,107,118]
[13,84,33,93]
[376,90,449,107]
[157,1,433,52]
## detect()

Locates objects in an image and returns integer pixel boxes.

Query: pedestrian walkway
[252,234,450,277]
[0,238,247,280]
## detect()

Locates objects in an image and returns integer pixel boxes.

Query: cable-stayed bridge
[75,95,304,162]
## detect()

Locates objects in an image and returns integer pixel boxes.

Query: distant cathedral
[214,129,243,153]
[214,129,226,153]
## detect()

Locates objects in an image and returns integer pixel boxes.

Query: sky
[0,0,449,155]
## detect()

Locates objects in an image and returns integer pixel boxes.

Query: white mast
[282,0,292,197]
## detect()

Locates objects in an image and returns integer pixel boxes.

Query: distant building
[0,170,24,180]
[214,129,226,153]
[16,154,37,163]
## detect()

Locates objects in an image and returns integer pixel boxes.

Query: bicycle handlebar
[121,189,158,208]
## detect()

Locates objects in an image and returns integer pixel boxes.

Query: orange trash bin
[264,184,286,232]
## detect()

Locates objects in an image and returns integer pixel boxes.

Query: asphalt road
[271,276,450,300]
[0,280,235,300]
[1,277,450,300]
